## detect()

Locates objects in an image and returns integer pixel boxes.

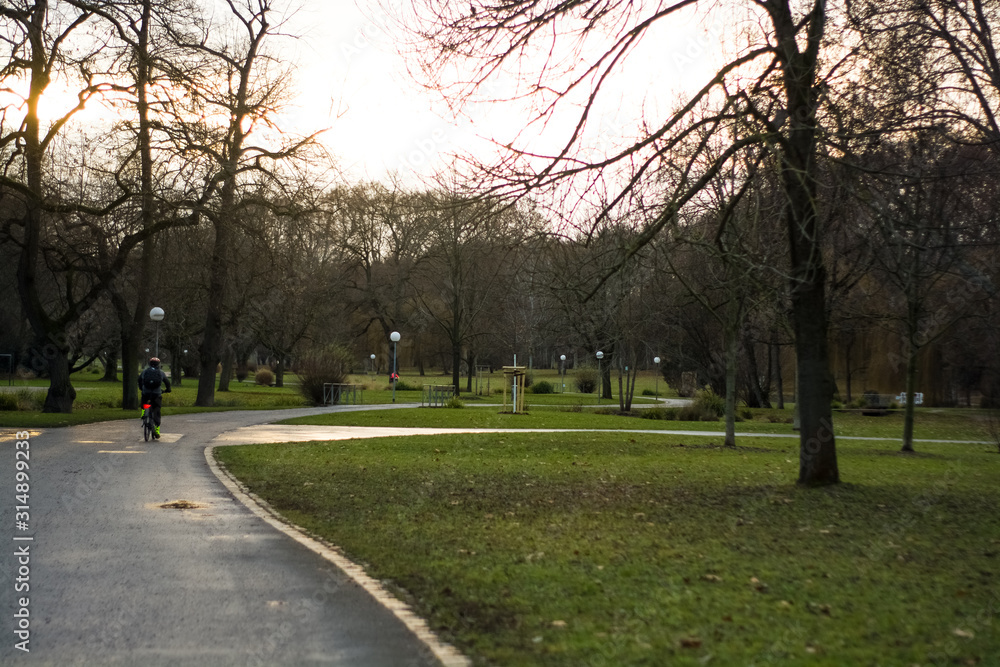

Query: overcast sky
[279,1,469,184]
[278,1,730,185]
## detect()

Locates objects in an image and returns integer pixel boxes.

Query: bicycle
[141,402,154,442]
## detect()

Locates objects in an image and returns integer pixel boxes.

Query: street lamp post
[390,331,401,403]
[370,353,376,376]
[560,354,566,393]
[596,351,604,404]
[653,356,661,401]
[149,307,164,357]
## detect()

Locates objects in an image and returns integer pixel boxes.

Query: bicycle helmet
[149,357,161,367]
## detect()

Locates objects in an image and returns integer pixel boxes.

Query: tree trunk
[901,339,919,452]
[126,0,156,411]
[100,348,119,382]
[792,280,838,484]
[772,0,838,485]
[743,333,770,408]
[601,361,612,400]
[17,12,74,414]
[416,334,426,376]
[451,340,462,395]
[196,218,230,406]
[274,356,286,388]
[628,369,637,411]
[844,339,853,403]
[218,345,234,392]
[169,342,182,386]
[724,325,738,448]
[774,340,785,410]
[42,348,76,413]
[466,351,475,393]
[618,370,625,412]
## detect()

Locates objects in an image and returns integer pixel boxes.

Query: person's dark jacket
[138,367,172,396]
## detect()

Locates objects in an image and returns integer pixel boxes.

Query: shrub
[575,367,598,394]
[831,399,843,410]
[641,388,659,397]
[0,389,46,411]
[678,404,719,422]
[297,346,352,405]
[17,389,44,411]
[639,407,678,420]
[531,381,554,394]
[393,379,419,392]
[254,368,274,386]
[693,386,725,417]
[446,397,465,409]
[739,407,754,421]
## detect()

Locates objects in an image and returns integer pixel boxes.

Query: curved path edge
[204,443,471,667]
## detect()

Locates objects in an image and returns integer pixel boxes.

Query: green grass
[346,369,674,407]
[0,367,668,428]
[215,432,1000,666]
[0,373,309,427]
[280,405,994,443]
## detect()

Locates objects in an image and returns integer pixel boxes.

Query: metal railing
[323,383,362,405]
[422,384,455,407]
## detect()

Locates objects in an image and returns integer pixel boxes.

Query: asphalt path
[0,405,443,667]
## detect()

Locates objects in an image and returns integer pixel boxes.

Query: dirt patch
[159,499,206,510]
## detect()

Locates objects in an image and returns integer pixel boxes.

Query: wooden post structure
[501,366,527,414]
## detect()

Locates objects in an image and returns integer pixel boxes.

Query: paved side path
[0,407,440,667]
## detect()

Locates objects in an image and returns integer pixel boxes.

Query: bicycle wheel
[142,415,152,442]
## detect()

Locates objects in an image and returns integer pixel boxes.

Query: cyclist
[138,357,171,439]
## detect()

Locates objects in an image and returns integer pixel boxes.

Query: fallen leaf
[953,628,975,639]
[680,637,702,649]
[702,574,723,583]
[807,602,832,616]
[551,620,567,628]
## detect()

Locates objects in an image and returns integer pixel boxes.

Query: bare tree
[859,138,996,450]
[661,154,783,446]
[401,0,843,483]
[415,187,527,394]
[157,0,321,406]
[0,2,163,411]
[68,0,206,408]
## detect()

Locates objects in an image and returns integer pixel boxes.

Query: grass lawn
[215,431,1000,666]
[0,373,309,427]
[280,405,995,444]
[0,367,667,428]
